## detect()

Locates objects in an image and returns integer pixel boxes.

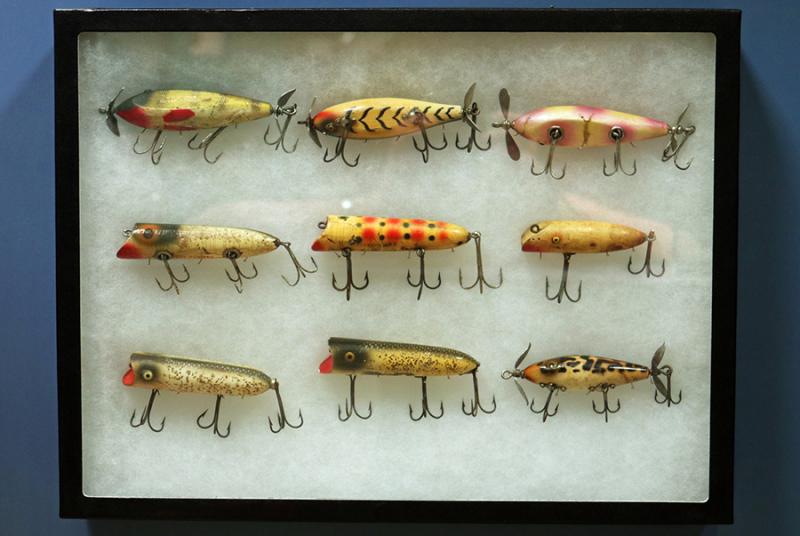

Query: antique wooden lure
[493,89,696,178]
[521,220,664,303]
[123,352,303,437]
[312,215,502,300]
[319,337,496,421]
[116,223,317,294]
[502,342,681,422]
[298,83,489,166]
[99,88,298,164]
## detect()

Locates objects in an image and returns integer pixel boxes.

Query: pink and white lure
[492,89,695,179]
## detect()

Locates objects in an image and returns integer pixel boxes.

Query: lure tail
[650,343,682,406]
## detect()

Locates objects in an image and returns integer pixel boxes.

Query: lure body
[522,354,650,390]
[114,90,274,131]
[122,352,272,396]
[313,98,465,140]
[521,220,647,254]
[116,223,279,260]
[320,337,479,377]
[312,215,470,252]
[512,106,668,148]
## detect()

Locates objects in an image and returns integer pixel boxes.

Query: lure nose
[116,240,144,259]
[522,241,541,252]
[122,366,135,386]
[319,354,333,374]
[311,239,326,252]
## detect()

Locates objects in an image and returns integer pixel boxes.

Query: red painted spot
[411,229,425,241]
[362,216,377,223]
[387,218,401,224]
[522,242,541,252]
[313,110,337,126]
[319,355,333,374]
[116,241,144,259]
[411,219,427,225]
[116,105,152,129]
[386,228,402,241]
[122,366,135,386]
[311,239,327,251]
[436,221,448,227]
[438,231,449,241]
[163,109,195,122]
[362,227,377,242]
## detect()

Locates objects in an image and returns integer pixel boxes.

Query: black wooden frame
[55,8,740,523]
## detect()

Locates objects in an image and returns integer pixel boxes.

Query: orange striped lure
[521,220,665,303]
[116,223,317,295]
[298,83,489,166]
[312,215,502,300]
[123,352,303,437]
[99,88,298,164]
[493,89,696,179]
[319,337,496,421]
[502,342,681,422]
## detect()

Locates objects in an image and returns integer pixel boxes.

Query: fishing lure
[298,83,489,166]
[502,342,681,422]
[319,337,496,421]
[99,88,298,164]
[123,352,303,437]
[521,220,664,303]
[492,89,695,178]
[116,223,317,294]
[312,215,502,300]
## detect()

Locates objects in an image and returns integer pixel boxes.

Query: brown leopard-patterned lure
[122,352,303,437]
[501,343,681,422]
[319,337,496,422]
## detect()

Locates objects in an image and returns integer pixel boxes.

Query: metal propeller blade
[277,88,296,108]
[506,131,520,161]
[100,88,124,137]
[298,97,322,148]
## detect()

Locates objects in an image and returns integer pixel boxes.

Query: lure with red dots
[312,215,502,300]
[501,342,681,422]
[116,223,317,294]
[123,352,303,437]
[492,88,696,178]
[297,83,489,166]
[99,88,298,164]
[319,337,496,422]
[521,220,665,303]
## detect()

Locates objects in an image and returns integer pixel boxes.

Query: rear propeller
[491,88,520,161]
[99,88,124,137]
[297,97,322,148]
[501,342,534,405]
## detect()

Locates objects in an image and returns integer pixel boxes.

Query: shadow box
[55,8,740,523]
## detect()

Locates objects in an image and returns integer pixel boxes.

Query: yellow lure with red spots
[312,215,471,252]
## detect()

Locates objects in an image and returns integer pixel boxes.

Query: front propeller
[99,87,125,136]
[491,88,520,161]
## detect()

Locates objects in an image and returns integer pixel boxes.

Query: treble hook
[531,126,567,179]
[323,113,360,167]
[133,129,166,165]
[410,108,448,163]
[196,394,231,438]
[275,240,318,286]
[662,105,695,170]
[267,379,304,433]
[332,248,369,301]
[223,249,258,294]
[546,253,582,303]
[590,384,621,422]
[653,365,682,407]
[455,123,491,152]
[187,126,227,164]
[530,383,562,423]
[264,89,299,153]
[459,231,503,294]
[406,248,442,300]
[455,83,491,153]
[603,126,637,176]
[129,389,165,432]
[154,252,190,295]
[409,376,444,421]
[462,370,497,417]
[338,374,373,421]
[628,230,665,278]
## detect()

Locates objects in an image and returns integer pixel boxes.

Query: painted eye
[345,352,355,362]
[530,224,540,234]
[143,228,154,239]
[551,236,560,244]
[325,123,334,131]
[141,369,154,381]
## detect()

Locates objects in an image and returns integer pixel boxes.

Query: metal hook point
[627,230,665,278]
[409,377,444,421]
[331,248,369,301]
[461,370,497,417]
[459,231,502,293]
[545,253,582,303]
[338,375,373,421]
[129,389,165,432]
[196,394,231,438]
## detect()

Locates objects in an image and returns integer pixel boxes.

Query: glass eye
[552,236,560,244]
[141,369,154,381]
[143,228,154,239]
[345,351,355,361]
[530,224,540,233]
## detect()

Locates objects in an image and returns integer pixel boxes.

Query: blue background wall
[1,1,797,534]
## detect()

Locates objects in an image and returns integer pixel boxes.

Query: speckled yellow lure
[298,83,489,166]
[123,352,303,437]
[319,337,496,421]
[100,88,298,164]
[502,342,681,422]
